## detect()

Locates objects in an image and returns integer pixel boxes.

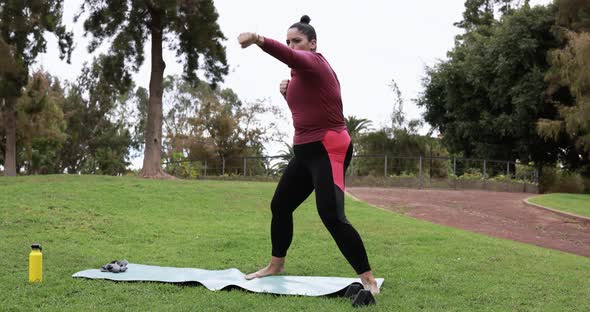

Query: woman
[238,15,379,295]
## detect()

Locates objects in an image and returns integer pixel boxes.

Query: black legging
[270,132,371,274]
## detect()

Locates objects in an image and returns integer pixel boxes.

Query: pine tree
[78,0,228,178]
[0,0,73,176]
[539,0,590,172]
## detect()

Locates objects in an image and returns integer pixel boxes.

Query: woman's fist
[280,79,290,98]
[238,32,258,48]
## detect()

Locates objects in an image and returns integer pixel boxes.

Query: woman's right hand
[238,32,260,48]
[280,79,290,99]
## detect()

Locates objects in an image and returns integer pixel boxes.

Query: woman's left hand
[238,32,258,48]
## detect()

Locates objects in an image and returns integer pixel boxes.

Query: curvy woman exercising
[238,15,379,295]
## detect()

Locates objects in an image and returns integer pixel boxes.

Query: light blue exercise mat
[72,263,384,297]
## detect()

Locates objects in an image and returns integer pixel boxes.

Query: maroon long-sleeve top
[261,37,347,145]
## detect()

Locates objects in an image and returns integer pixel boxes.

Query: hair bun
[300,15,311,24]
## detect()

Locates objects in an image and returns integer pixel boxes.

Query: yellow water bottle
[29,244,43,283]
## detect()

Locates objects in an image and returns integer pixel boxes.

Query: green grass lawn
[528,193,590,218]
[1,175,589,311]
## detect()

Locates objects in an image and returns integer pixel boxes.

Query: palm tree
[271,143,294,174]
[345,115,372,143]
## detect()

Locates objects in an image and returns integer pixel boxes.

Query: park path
[347,187,590,257]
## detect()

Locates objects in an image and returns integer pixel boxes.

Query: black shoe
[351,289,376,307]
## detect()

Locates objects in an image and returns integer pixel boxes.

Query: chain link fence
[164,155,539,193]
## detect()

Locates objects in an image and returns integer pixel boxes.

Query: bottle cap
[31,244,42,251]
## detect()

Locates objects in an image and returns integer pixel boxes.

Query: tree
[16,71,66,174]
[353,79,433,177]
[553,0,590,31]
[189,84,284,163]
[132,86,149,152]
[389,79,422,136]
[455,0,496,31]
[0,1,73,176]
[79,0,228,178]
[345,115,372,147]
[418,4,561,166]
[271,143,294,174]
[455,0,524,31]
[59,56,134,175]
[155,77,284,176]
[538,0,590,174]
[162,75,200,158]
[345,114,372,178]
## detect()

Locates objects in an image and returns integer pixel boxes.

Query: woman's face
[286,28,316,51]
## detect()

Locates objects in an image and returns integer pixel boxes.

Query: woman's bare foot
[360,271,380,295]
[245,256,285,280]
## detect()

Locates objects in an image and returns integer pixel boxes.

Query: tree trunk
[140,11,171,179]
[4,96,17,176]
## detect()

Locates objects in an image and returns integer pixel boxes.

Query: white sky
[37,0,553,167]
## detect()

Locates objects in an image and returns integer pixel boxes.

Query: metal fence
[163,155,539,193]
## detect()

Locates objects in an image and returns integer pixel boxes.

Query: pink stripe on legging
[321,130,351,192]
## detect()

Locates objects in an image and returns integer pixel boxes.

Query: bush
[583,177,590,194]
[539,167,556,193]
[539,167,585,194]
[450,169,484,180]
[164,153,203,179]
[554,173,585,193]
[490,174,510,182]
[124,169,140,177]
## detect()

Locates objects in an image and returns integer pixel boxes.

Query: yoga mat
[72,263,384,297]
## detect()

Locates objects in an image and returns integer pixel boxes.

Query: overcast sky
[37,0,552,165]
